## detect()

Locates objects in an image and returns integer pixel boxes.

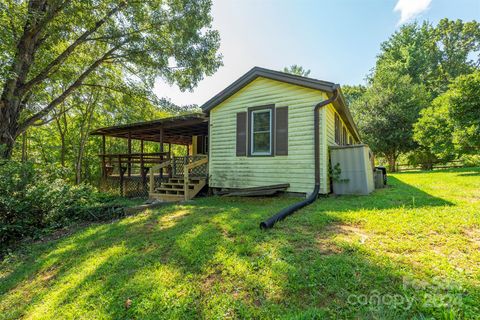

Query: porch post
[159,128,164,180]
[140,139,146,194]
[101,135,106,178]
[127,133,132,177]
[168,142,172,178]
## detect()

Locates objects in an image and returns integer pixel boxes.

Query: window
[348,135,353,145]
[334,114,340,144]
[250,109,272,155]
[342,126,347,145]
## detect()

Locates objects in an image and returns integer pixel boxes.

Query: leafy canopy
[351,70,429,167]
[0,0,222,157]
[282,65,311,77]
[414,70,480,156]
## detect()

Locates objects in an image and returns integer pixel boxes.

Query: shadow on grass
[305,175,453,215]
[393,166,480,175]
[456,172,480,177]
[0,173,474,319]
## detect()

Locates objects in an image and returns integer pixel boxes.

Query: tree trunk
[75,95,96,184]
[387,154,397,172]
[0,101,19,159]
[55,116,66,167]
[0,135,15,159]
[60,135,66,167]
[21,131,27,162]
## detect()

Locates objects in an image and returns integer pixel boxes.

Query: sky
[154,0,480,107]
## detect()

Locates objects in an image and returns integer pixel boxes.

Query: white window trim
[250,109,272,156]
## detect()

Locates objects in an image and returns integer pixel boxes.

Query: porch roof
[90,113,208,145]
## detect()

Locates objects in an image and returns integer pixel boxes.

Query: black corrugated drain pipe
[259,87,339,229]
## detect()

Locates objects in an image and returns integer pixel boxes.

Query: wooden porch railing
[147,155,208,200]
[183,156,208,200]
[99,152,170,177]
[99,152,170,197]
[149,160,172,194]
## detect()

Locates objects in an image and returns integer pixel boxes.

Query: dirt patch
[33,222,95,244]
[337,225,369,244]
[144,219,158,232]
[315,223,369,255]
[201,270,223,293]
[38,267,58,283]
[143,209,191,232]
[158,209,191,229]
[463,228,480,247]
[315,236,343,255]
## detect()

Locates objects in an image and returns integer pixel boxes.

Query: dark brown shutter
[236,112,247,156]
[275,106,288,155]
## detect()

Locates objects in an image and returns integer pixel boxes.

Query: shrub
[406,149,454,170]
[460,154,480,167]
[0,161,129,252]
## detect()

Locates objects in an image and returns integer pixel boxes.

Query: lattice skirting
[100,175,165,198]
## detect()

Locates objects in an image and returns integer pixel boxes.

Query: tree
[415,71,480,157]
[352,71,429,171]
[282,65,311,77]
[355,18,480,168]
[448,71,480,153]
[376,19,480,97]
[413,95,455,161]
[0,0,222,158]
[341,85,366,121]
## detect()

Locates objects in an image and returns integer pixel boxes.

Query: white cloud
[394,0,432,24]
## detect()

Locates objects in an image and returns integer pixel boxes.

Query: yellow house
[91,67,361,203]
[202,67,360,196]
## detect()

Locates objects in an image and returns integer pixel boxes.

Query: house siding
[209,77,329,195]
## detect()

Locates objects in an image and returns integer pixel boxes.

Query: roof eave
[201,66,337,113]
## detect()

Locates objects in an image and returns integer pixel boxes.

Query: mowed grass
[1,168,479,319]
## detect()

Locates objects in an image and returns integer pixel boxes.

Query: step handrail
[149,160,172,194]
[183,156,208,200]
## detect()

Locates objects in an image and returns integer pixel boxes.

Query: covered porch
[90,113,209,199]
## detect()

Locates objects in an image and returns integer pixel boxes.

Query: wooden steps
[149,176,207,202]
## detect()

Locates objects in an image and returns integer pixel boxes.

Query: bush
[460,154,480,167]
[406,149,454,170]
[0,161,130,252]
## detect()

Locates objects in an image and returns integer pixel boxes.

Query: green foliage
[447,71,480,153]
[0,168,479,318]
[351,71,429,170]
[414,71,480,157]
[329,162,349,183]
[405,149,447,170]
[0,161,133,251]
[413,95,455,160]
[375,19,480,96]
[0,0,222,157]
[282,65,311,77]
[341,85,366,109]
[347,19,480,168]
[460,154,480,167]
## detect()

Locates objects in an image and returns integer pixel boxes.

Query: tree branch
[20,1,127,95]
[18,45,120,133]
[1,0,69,103]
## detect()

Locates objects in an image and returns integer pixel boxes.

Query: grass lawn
[1,168,479,319]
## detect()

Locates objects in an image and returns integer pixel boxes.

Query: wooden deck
[101,154,209,200]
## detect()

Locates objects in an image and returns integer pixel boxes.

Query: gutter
[259,87,340,229]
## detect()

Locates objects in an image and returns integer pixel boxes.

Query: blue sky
[154,0,480,106]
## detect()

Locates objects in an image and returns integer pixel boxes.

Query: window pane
[253,111,270,132]
[253,132,270,153]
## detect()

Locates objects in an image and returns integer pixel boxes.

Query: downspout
[259,87,339,229]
